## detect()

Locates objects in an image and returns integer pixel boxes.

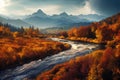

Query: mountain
[100,13,120,24]
[0,16,31,27]
[24,9,104,29]
[90,13,120,28]
[59,12,69,17]
[42,22,91,34]
[28,9,48,18]
[79,14,105,21]
[0,14,9,19]
[0,9,105,29]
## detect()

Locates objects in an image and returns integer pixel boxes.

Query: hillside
[57,13,120,44]
[0,16,31,27]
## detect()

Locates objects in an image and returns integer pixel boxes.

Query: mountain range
[0,9,105,29]
[0,16,31,27]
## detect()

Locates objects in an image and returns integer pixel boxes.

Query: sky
[0,0,120,18]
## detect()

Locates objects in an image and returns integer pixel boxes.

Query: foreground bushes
[0,37,71,70]
[36,44,120,80]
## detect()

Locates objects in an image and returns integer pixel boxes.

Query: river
[0,38,99,80]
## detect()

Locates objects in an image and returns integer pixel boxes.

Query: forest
[0,23,71,70]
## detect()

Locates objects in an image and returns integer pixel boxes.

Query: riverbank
[67,37,106,44]
[36,44,120,80]
[57,36,106,50]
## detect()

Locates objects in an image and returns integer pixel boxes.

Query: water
[0,38,99,80]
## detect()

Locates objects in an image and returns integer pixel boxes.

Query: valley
[0,3,120,80]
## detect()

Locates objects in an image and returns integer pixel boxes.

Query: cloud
[5,0,86,8]
[0,0,120,17]
[70,1,97,15]
[0,0,88,17]
[89,0,120,16]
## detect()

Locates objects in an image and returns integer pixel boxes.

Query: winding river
[0,38,99,80]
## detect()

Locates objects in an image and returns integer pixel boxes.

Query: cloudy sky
[0,0,120,18]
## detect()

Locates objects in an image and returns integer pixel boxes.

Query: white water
[0,38,99,80]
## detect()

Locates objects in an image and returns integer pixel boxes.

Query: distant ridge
[0,9,105,29]
[23,9,105,29]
